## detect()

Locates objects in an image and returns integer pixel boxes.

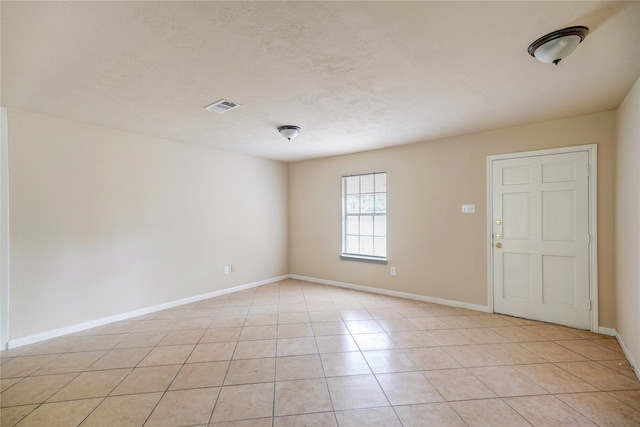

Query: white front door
[491,150,591,330]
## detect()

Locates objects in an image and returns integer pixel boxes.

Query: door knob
[495,243,502,248]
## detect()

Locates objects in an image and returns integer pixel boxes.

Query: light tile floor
[2,279,640,426]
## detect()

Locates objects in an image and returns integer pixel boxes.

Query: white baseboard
[290,274,490,313]
[605,327,640,382]
[597,326,616,336]
[7,275,288,349]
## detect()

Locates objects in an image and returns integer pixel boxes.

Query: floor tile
[309,310,342,322]
[47,369,129,402]
[316,335,359,353]
[362,349,416,373]
[556,339,628,361]
[158,328,205,346]
[80,393,162,426]
[556,361,640,390]
[321,352,371,377]
[457,327,510,344]
[394,402,466,427]
[0,377,22,393]
[115,332,167,348]
[326,374,389,410]
[0,355,60,379]
[424,330,473,346]
[0,404,38,426]
[404,347,461,370]
[277,323,314,338]
[210,383,274,423]
[276,354,324,381]
[438,316,482,329]
[376,318,418,332]
[407,317,448,330]
[598,359,639,379]
[34,351,106,375]
[514,363,597,393]
[136,345,193,367]
[519,341,587,362]
[388,331,436,348]
[423,368,496,401]
[480,342,547,365]
[376,371,443,405]
[15,398,101,427]
[170,361,229,389]
[504,395,597,426]
[210,316,246,328]
[187,342,236,363]
[444,344,503,367]
[71,335,128,352]
[558,392,640,426]
[224,358,275,385]
[232,339,277,359]
[1,373,77,406]
[470,366,547,397]
[311,321,349,336]
[146,387,219,426]
[491,326,545,342]
[274,378,333,416]
[352,333,397,350]
[468,314,516,327]
[3,280,640,427]
[522,325,582,340]
[335,407,401,426]
[111,364,181,395]
[274,412,337,427]
[87,347,151,370]
[278,312,310,324]
[345,320,384,334]
[276,337,318,356]
[450,398,531,426]
[609,390,640,411]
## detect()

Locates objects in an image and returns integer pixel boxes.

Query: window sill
[340,254,388,264]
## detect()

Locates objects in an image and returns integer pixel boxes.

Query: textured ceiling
[2,1,639,162]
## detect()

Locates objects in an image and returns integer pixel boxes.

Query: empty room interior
[1,1,640,426]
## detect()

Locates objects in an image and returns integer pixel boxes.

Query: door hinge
[589,300,592,311]
[587,166,591,176]
[587,233,590,243]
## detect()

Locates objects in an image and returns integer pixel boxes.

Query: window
[342,172,387,261]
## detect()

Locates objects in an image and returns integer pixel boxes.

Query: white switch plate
[461,204,475,214]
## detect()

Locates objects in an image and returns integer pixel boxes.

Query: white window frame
[341,172,387,262]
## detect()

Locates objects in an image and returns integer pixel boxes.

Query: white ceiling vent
[204,99,241,113]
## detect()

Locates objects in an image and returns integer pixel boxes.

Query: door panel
[492,151,590,329]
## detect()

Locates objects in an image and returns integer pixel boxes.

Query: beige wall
[289,111,616,327]
[8,109,288,340]
[615,76,640,368]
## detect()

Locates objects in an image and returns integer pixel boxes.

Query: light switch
[461,204,475,214]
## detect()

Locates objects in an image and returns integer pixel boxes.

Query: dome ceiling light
[277,125,301,141]
[528,26,589,65]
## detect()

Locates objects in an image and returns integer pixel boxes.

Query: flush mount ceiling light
[528,26,589,65]
[277,125,301,141]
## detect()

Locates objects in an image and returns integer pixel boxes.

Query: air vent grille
[204,99,241,113]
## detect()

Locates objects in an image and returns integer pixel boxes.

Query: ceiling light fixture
[528,26,589,65]
[277,125,301,141]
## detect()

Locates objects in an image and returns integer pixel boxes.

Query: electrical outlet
[224,265,230,275]
[461,204,475,214]
[390,267,397,276]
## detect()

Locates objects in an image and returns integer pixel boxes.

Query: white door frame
[486,144,598,331]
[1,108,9,349]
